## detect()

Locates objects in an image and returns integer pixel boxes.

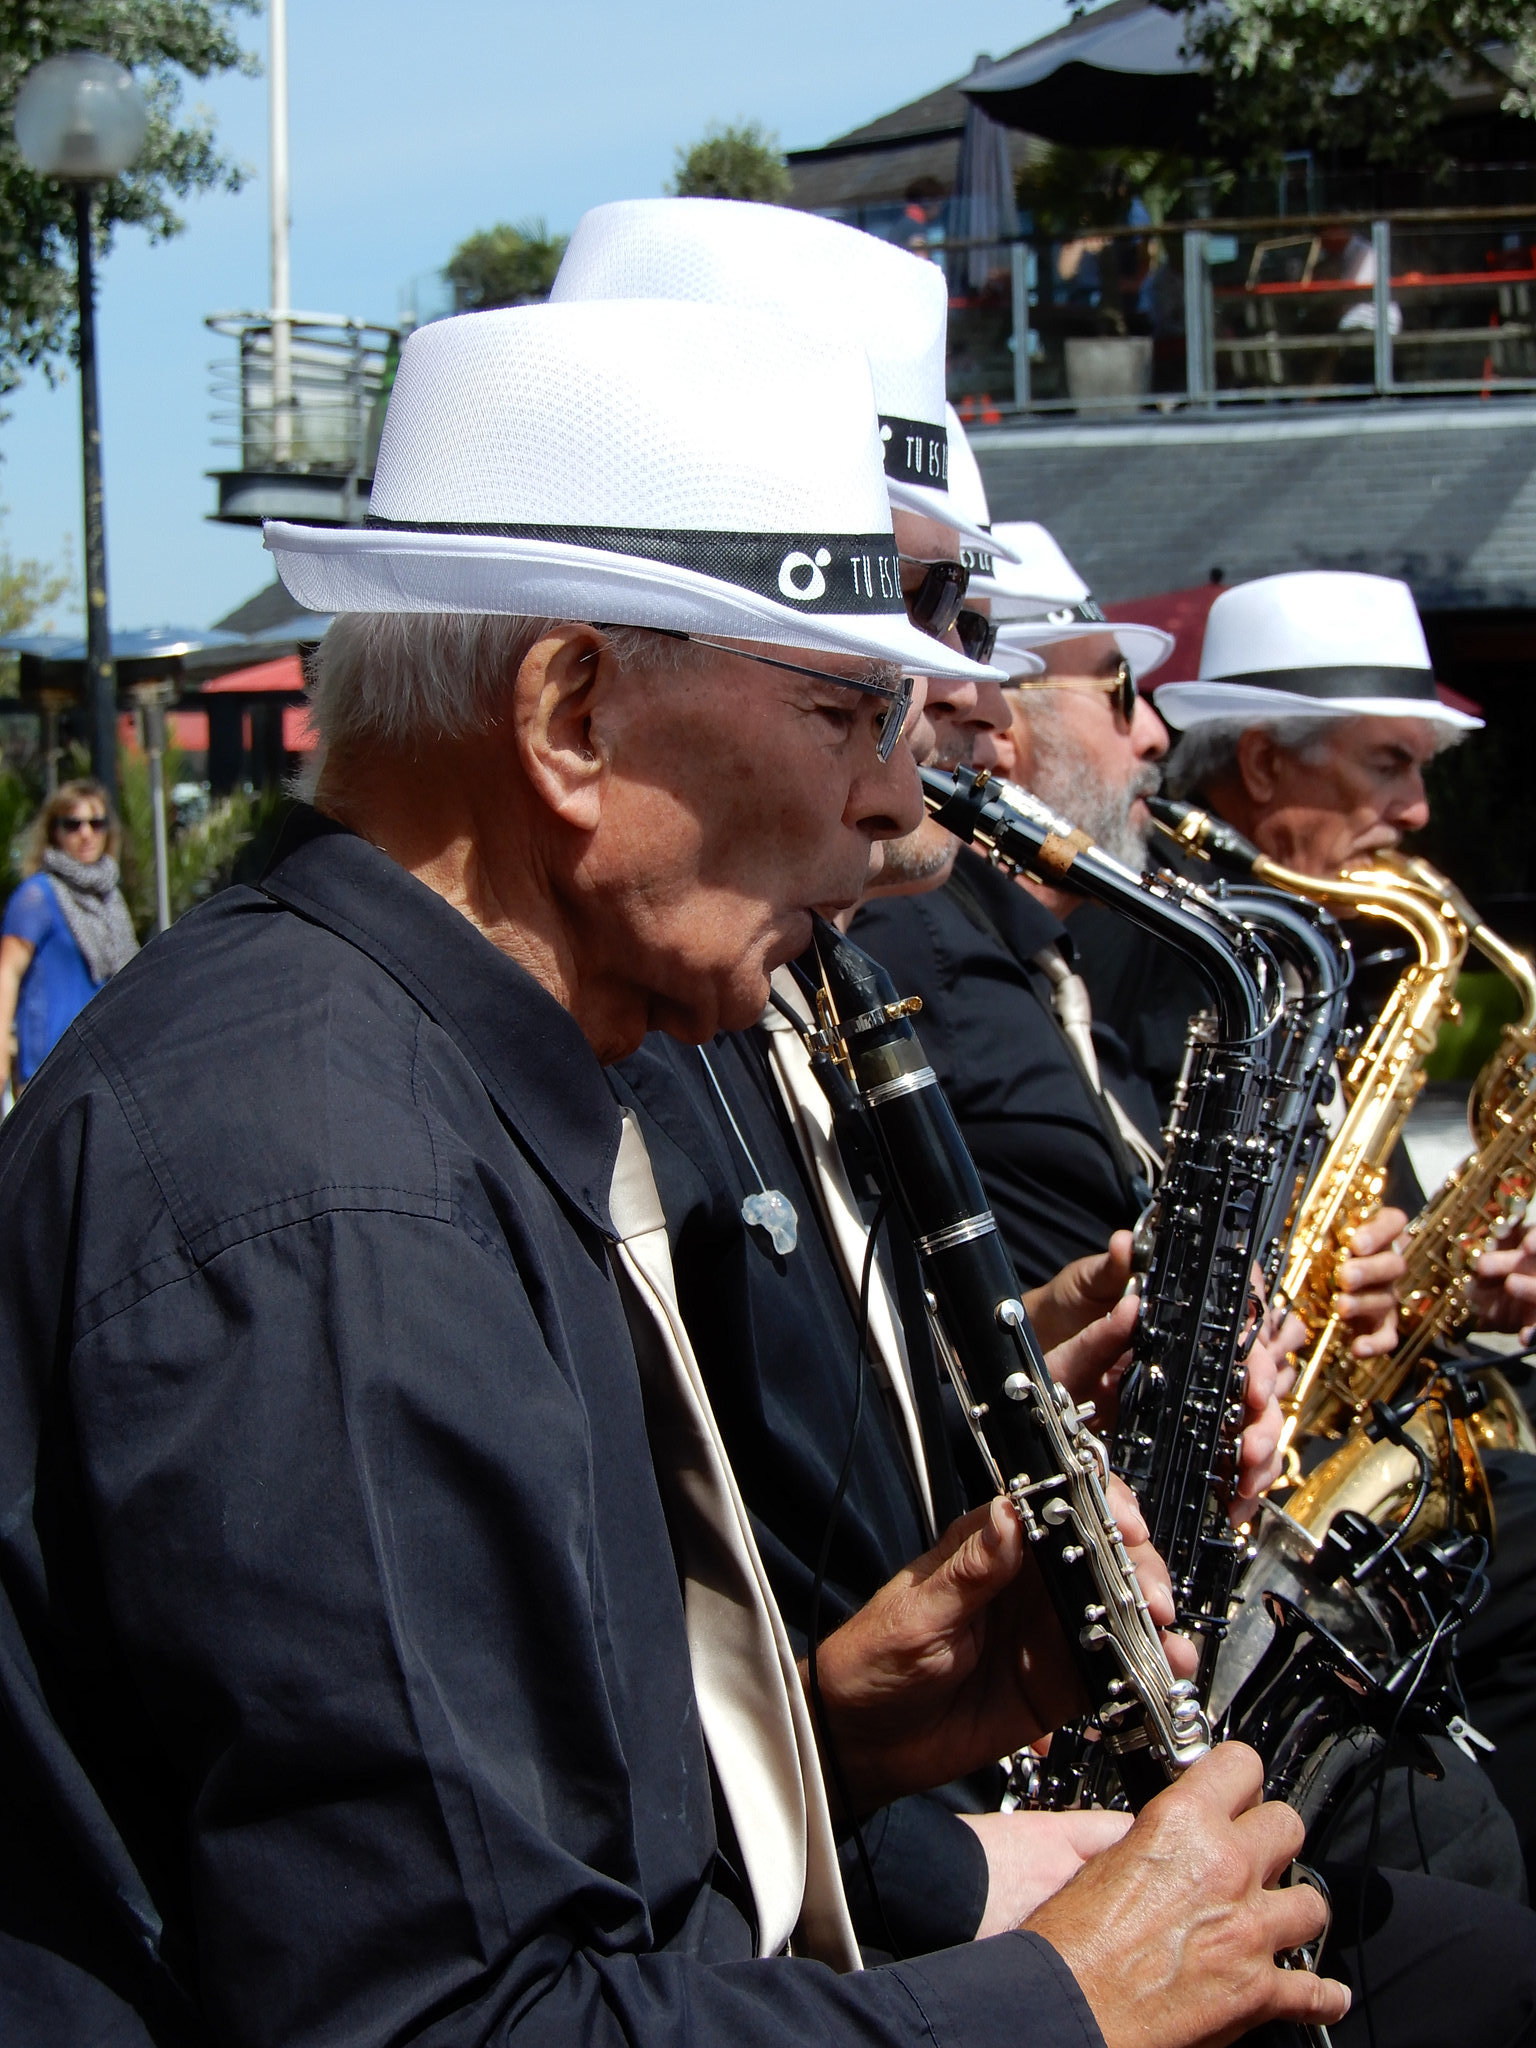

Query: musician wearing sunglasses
[0,777,137,1101]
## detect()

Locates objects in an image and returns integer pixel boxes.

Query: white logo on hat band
[880,414,948,489]
[362,515,904,617]
[779,548,833,601]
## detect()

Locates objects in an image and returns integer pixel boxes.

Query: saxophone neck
[1381,851,1536,1027]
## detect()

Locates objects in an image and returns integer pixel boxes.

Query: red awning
[201,654,305,694]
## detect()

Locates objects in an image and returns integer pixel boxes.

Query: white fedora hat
[550,197,1020,563]
[1154,569,1481,732]
[264,300,998,685]
[943,409,1043,675]
[967,521,1174,680]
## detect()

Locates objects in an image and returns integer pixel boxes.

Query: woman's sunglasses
[1010,656,1138,726]
[58,815,108,834]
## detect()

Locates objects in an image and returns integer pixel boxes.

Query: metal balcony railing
[207,311,398,477]
[937,206,1536,419]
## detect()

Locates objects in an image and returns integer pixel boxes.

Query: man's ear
[512,625,613,831]
[1234,725,1282,805]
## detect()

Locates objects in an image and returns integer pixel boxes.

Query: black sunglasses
[955,608,998,665]
[899,555,970,642]
[59,814,108,833]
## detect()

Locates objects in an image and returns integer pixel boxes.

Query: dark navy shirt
[613,1031,993,1955]
[855,852,1161,1291]
[0,808,1100,2048]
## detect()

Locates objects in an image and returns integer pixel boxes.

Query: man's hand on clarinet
[799,1486,1194,1816]
[1025,1744,1351,2048]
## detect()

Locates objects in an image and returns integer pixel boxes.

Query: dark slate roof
[214,580,328,638]
[785,72,1045,213]
[970,400,1536,610]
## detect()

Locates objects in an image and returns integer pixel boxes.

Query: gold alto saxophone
[1281,858,1536,1549]
[1144,800,1469,1460]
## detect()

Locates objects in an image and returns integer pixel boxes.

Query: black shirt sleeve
[0,932,1105,2048]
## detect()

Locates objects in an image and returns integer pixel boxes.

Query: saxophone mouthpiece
[1146,796,1264,874]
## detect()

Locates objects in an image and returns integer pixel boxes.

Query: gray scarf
[42,846,140,984]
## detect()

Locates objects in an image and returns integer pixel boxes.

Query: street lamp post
[13,53,147,809]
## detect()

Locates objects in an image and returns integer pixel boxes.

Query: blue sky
[1,0,1065,634]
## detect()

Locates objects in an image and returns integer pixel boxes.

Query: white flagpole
[270,0,292,464]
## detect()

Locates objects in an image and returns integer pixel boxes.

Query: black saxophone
[920,766,1287,1659]
[919,768,1449,1867]
[809,904,1335,2047]
[807,913,1209,1809]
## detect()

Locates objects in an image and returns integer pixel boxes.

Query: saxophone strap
[760,968,939,1542]
[607,1111,861,1970]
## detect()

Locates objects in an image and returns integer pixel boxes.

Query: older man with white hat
[1155,569,1479,876]
[1148,569,1536,1890]
[0,290,1362,2048]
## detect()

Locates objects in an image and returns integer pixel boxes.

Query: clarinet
[807,914,1209,1808]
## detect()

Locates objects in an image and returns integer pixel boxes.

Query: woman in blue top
[0,779,139,1093]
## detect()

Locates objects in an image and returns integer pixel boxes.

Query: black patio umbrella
[959,0,1212,152]
[950,56,1023,290]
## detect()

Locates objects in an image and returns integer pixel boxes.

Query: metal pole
[145,700,171,933]
[1371,217,1393,395]
[1183,229,1209,406]
[270,0,293,464]
[74,183,117,805]
[1010,242,1031,411]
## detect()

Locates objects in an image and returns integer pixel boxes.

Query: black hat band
[1211,664,1437,702]
[880,415,948,490]
[363,517,906,616]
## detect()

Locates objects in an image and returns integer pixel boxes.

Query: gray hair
[1163,708,1465,799]
[1162,715,1338,800]
[306,612,698,754]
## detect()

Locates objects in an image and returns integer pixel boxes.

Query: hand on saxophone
[1332,1205,1409,1356]
[1024,1744,1350,2048]
[1031,1238,1294,1517]
[1468,1218,1536,1341]
[1231,1294,1306,1517]
[798,1486,1194,1816]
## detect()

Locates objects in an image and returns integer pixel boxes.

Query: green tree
[116,750,277,936]
[1016,145,1202,234]
[0,2,256,397]
[0,520,71,695]
[668,121,790,203]
[445,218,568,310]
[1184,0,1536,170]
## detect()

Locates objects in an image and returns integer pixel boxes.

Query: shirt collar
[257,806,624,1235]
[950,844,1075,965]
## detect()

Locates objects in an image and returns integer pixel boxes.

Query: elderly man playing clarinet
[0,300,1346,2048]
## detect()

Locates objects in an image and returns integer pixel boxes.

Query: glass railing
[941,208,1536,416]
[207,313,399,475]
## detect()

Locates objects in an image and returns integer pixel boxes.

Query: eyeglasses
[955,608,998,665]
[899,555,970,642]
[594,627,915,763]
[1010,656,1137,726]
[58,815,108,834]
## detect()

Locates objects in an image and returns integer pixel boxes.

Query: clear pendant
[741,1187,798,1256]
